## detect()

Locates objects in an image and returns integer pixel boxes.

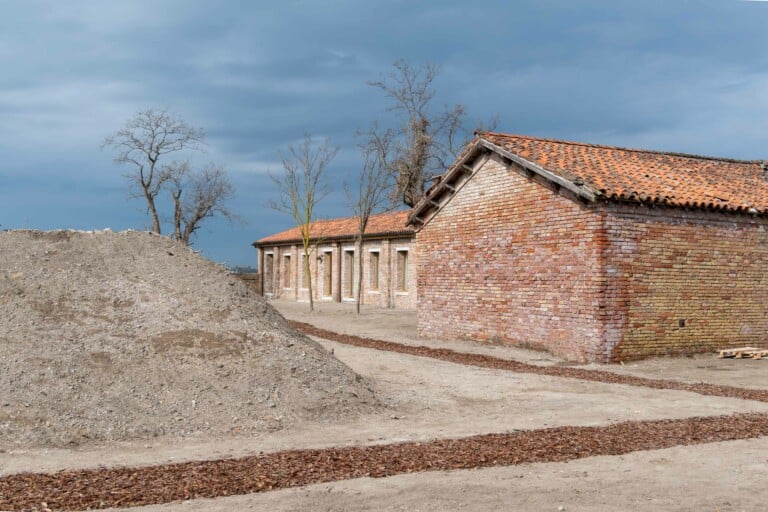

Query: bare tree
[346,128,395,314]
[368,60,466,207]
[103,108,204,233]
[163,161,237,245]
[269,134,339,312]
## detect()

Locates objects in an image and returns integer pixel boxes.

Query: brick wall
[257,236,416,309]
[602,204,768,361]
[416,152,768,363]
[417,153,605,362]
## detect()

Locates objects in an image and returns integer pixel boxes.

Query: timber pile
[718,347,768,359]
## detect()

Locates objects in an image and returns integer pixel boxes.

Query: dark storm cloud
[2,0,768,264]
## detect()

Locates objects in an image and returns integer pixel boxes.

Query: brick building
[254,211,417,309]
[409,132,768,362]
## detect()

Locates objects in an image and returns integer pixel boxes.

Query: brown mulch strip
[290,321,768,403]
[3,413,768,511]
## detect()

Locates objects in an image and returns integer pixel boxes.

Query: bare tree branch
[102,108,205,233]
[368,60,467,207]
[474,113,500,134]
[368,61,500,207]
[369,61,438,118]
[346,127,395,314]
[164,161,237,246]
[269,134,338,312]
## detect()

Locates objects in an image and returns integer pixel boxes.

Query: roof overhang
[407,137,598,231]
[253,230,414,248]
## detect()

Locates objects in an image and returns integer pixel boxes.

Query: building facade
[254,211,417,309]
[409,132,768,363]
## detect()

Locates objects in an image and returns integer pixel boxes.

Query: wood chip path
[2,413,768,511]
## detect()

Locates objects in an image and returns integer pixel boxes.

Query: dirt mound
[0,230,376,449]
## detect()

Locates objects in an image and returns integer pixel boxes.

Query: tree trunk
[145,160,162,234]
[355,236,363,315]
[144,189,162,234]
[150,205,162,234]
[304,243,314,312]
[171,191,183,241]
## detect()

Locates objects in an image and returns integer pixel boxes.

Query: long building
[253,211,416,309]
[256,132,768,363]
[408,132,768,362]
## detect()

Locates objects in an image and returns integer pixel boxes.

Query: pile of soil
[0,230,376,449]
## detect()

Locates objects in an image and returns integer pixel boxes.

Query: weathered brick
[416,153,768,363]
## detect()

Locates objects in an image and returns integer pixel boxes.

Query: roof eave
[408,137,599,231]
[603,195,768,216]
[254,229,415,248]
[407,139,486,229]
[479,139,598,202]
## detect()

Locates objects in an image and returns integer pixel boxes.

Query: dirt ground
[6,335,765,477]
[5,298,768,511]
[110,437,768,512]
[276,299,768,390]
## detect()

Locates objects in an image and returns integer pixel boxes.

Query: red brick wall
[603,205,768,361]
[417,154,605,362]
[417,152,768,362]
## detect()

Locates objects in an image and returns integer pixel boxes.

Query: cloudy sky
[2,0,768,267]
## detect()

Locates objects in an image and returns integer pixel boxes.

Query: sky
[3,0,768,267]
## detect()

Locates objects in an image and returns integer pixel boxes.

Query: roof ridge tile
[478,131,761,165]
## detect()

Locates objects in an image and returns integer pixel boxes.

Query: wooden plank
[718,347,759,358]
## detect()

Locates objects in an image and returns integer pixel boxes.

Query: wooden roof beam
[479,140,597,202]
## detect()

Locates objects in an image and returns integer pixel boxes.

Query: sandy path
[275,299,768,390]
[5,338,767,478]
[115,437,768,512]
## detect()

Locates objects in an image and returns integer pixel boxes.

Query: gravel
[0,230,376,449]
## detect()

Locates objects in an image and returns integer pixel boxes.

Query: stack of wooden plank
[717,347,768,359]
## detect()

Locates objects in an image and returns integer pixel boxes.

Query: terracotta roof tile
[256,210,413,245]
[479,132,768,213]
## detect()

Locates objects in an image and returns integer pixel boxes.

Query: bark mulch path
[3,413,768,511]
[290,321,768,403]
